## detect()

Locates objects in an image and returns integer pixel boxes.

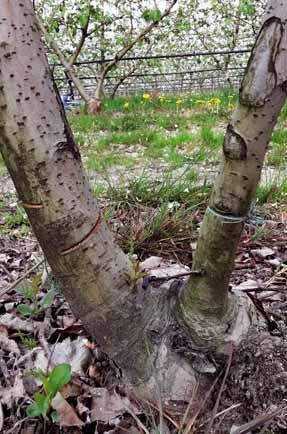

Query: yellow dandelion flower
[142,93,150,100]
[176,99,183,105]
[123,102,129,109]
[213,97,221,105]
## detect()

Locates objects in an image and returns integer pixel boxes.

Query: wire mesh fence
[52,48,251,99]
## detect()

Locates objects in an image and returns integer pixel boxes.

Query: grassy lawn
[69,89,287,199]
[69,89,287,260]
[1,89,287,260]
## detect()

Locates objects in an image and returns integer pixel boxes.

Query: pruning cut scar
[61,211,102,256]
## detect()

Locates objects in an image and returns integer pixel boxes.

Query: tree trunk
[178,0,287,347]
[0,0,140,386]
[0,0,286,402]
[0,0,196,400]
[88,0,177,113]
[35,15,91,106]
[88,75,105,113]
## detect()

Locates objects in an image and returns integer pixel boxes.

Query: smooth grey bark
[0,0,197,400]
[178,0,287,347]
[0,0,156,392]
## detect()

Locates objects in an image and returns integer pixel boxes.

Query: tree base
[134,341,197,401]
[128,258,255,401]
[178,292,254,353]
[87,98,102,113]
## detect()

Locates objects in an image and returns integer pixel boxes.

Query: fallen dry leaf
[52,392,84,427]
[0,334,20,355]
[0,325,8,336]
[34,336,92,377]
[0,313,34,332]
[51,337,92,375]
[251,247,275,259]
[60,381,82,399]
[90,388,139,423]
[0,375,25,408]
[232,279,260,293]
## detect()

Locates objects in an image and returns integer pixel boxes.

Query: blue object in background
[60,95,69,109]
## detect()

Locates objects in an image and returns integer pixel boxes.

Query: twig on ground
[182,373,221,434]
[199,403,241,429]
[205,343,233,434]
[0,258,45,298]
[46,334,61,374]
[231,407,285,434]
[5,417,29,434]
[234,286,287,293]
[139,398,180,429]
[0,263,13,280]
[179,380,199,431]
[265,266,287,287]
[148,270,203,283]
[15,348,39,368]
[125,405,151,434]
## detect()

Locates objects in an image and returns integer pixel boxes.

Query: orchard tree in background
[103,0,266,93]
[36,0,266,98]
[35,0,178,112]
[170,0,266,87]
[0,0,287,399]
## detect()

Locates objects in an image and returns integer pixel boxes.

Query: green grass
[189,111,223,127]
[272,129,287,144]
[268,128,287,167]
[164,148,193,166]
[200,127,224,148]
[75,123,223,171]
[69,112,114,133]
[279,102,287,122]
[0,154,7,175]
[100,88,238,113]
[0,204,30,235]
[68,89,287,181]
[68,88,235,175]
[114,200,197,260]
[87,152,135,171]
[96,168,210,262]
[96,129,159,148]
[103,168,209,208]
[70,111,189,136]
[143,130,195,159]
[256,177,287,204]
[66,90,287,263]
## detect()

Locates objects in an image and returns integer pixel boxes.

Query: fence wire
[52,48,251,98]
